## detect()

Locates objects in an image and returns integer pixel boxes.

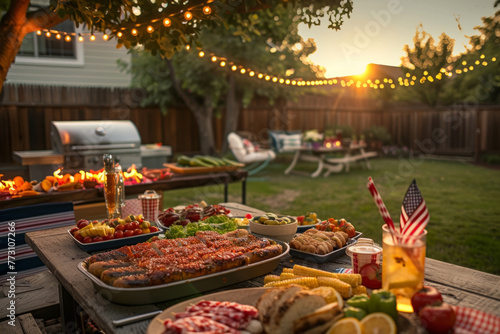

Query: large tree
[396,24,455,107]
[443,10,500,104]
[121,4,323,154]
[0,0,353,92]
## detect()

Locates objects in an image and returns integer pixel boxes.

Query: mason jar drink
[382,224,427,313]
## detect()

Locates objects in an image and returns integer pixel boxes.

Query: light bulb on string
[117,32,123,38]
[147,26,154,33]
[46,31,51,37]
[65,35,71,42]
[36,30,42,35]
[78,35,84,42]
[240,68,246,74]
[163,18,172,27]
[103,34,109,40]
[231,65,237,71]
[203,6,212,15]
[198,51,205,57]
[249,71,255,77]
[184,11,193,21]
[90,35,96,41]
[56,33,61,39]
[211,56,217,62]
[131,29,138,36]
[220,61,226,67]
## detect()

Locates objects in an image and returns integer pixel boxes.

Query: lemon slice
[327,317,363,334]
[361,312,397,334]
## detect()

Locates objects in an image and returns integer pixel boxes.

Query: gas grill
[50,120,142,171]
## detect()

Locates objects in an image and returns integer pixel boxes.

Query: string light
[163,18,172,27]
[34,24,494,91]
[203,6,212,15]
[184,11,193,20]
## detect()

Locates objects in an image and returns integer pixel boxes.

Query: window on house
[16,20,84,66]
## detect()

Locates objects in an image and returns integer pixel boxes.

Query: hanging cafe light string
[191,47,497,90]
[34,4,496,91]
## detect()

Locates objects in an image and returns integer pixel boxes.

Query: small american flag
[400,179,429,237]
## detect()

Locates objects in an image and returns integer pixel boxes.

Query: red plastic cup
[138,190,160,223]
[346,238,383,289]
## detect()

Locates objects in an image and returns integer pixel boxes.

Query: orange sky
[298,0,496,77]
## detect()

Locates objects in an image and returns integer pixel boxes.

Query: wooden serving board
[164,163,244,175]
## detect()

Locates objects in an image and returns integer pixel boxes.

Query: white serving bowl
[249,216,298,243]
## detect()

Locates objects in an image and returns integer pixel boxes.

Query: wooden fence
[1,84,499,166]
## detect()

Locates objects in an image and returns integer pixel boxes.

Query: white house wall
[6,32,131,88]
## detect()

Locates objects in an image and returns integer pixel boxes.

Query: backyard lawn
[163,157,500,275]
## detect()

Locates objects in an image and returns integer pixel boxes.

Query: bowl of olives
[249,213,298,242]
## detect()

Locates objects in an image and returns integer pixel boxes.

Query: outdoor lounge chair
[227,132,276,175]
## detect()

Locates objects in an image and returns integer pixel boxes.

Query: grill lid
[51,120,141,153]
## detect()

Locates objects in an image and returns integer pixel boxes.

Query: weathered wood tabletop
[25,203,500,334]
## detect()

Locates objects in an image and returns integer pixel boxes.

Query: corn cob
[263,275,281,284]
[293,265,337,278]
[310,286,340,304]
[317,276,352,299]
[352,285,367,295]
[264,277,318,289]
[280,272,300,280]
[292,265,361,287]
[333,273,362,288]
[282,268,294,274]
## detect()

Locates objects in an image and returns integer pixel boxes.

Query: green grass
[163,157,500,275]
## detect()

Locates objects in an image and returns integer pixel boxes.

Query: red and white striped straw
[367,177,398,235]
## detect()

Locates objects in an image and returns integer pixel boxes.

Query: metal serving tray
[289,232,362,263]
[78,238,289,305]
[68,227,164,252]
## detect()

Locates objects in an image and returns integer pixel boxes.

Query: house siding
[6,32,131,87]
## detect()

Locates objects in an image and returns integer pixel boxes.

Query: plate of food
[146,285,417,334]
[289,228,362,263]
[157,202,231,228]
[78,229,289,305]
[68,216,162,252]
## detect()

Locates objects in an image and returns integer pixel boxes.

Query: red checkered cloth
[122,199,142,217]
[452,306,500,334]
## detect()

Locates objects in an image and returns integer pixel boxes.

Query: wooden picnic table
[284,144,377,177]
[25,203,500,334]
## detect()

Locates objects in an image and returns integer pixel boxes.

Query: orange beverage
[382,224,427,313]
[104,171,117,218]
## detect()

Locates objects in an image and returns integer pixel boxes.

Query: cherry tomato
[131,221,140,229]
[149,226,159,233]
[69,227,79,236]
[124,230,134,238]
[411,286,443,314]
[74,231,84,242]
[115,224,125,231]
[419,302,456,334]
[245,213,253,219]
[92,236,103,242]
[102,235,111,241]
[124,223,133,230]
[297,216,305,225]
[83,237,93,243]
[114,230,124,239]
[359,262,382,289]
[77,220,89,229]
[133,228,143,236]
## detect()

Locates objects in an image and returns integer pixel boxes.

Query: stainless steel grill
[50,120,142,171]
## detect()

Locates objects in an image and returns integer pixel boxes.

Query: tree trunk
[0,10,27,92]
[193,104,216,155]
[164,58,216,155]
[0,1,66,93]
[221,74,241,153]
